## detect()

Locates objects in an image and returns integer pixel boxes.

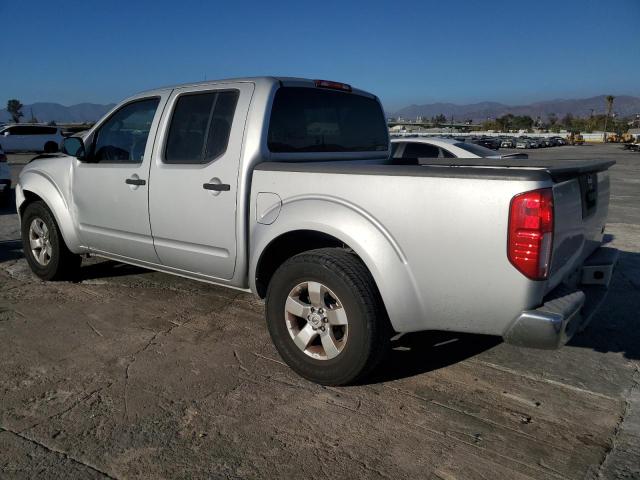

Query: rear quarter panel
[250,167,550,335]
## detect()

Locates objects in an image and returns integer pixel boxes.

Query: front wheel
[21,201,81,280]
[265,248,390,385]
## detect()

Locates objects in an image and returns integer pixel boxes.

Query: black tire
[21,201,81,280]
[43,141,59,153]
[265,248,391,386]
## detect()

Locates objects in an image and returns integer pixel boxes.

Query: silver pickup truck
[16,77,617,385]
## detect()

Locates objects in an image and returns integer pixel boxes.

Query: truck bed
[252,156,614,334]
[257,158,615,183]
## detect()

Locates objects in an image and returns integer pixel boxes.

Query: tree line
[481,112,630,134]
[480,96,629,134]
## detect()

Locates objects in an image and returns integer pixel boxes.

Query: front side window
[92,98,160,163]
[268,87,388,153]
[164,90,239,164]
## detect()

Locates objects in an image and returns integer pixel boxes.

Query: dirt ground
[1,144,639,479]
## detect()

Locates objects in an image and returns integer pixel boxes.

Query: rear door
[148,82,254,280]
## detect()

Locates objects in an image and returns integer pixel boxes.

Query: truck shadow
[367,331,501,383]
[567,248,640,360]
[0,187,17,216]
[0,240,149,280]
[0,239,22,263]
[367,247,640,384]
[76,260,150,281]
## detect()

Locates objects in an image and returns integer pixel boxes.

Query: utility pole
[603,96,615,143]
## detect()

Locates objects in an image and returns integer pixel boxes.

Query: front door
[148,82,254,280]
[72,95,167,263]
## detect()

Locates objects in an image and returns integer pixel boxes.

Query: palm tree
[603,95,615,142]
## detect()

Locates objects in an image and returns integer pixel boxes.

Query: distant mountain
[392,95,640,122]
[3,95,640,124]
[0,102,115,123]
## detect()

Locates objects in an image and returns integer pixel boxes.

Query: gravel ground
[1,144,639,479]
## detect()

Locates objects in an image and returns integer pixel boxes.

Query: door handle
[203,183,230,191]
[126,178,146,186]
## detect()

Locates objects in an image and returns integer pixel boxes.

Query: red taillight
[508,188,554,280]
[314,79,352,92]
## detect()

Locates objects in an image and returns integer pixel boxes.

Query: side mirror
[62,137,86,160]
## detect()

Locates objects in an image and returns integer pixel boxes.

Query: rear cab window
[268,87,388,154]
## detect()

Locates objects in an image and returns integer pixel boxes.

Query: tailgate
[547,165,612,292]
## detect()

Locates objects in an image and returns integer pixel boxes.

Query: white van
[0,124,63,153]
[0,143,10,204]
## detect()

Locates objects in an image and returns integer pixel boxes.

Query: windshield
[268,87,388,153]
[454,142,498,157]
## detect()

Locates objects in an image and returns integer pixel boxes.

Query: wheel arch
[250,197,425,333]
[17,171,83,253]
[253,230,346,298]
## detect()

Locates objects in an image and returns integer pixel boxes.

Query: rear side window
[403,142,440,158]
[268,87,388,153]
[454,142,496,157]
[164,90,239,164]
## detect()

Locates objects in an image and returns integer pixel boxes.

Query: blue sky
[2,0,639,111]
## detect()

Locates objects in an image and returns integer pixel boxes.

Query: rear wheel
[265,248,390,385]
[21,201,81,280]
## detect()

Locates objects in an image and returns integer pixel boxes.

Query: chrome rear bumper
[504,247,618,349]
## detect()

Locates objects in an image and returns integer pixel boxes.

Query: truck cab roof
[135,77,377,101]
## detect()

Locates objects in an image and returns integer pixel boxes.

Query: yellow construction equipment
[608,132,635,143]
[567,132,585,145]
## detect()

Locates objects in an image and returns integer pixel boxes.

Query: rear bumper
[503,247,618,349]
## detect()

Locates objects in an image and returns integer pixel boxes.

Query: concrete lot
[1,145,639,479]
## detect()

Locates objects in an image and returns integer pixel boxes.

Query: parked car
[391,137,527,159]
[515,138,531,149]
[0,143,10,204]
[472,137,501,150]
[16,77,617,385]
[0,124,63,153]
[500,138,516,148]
